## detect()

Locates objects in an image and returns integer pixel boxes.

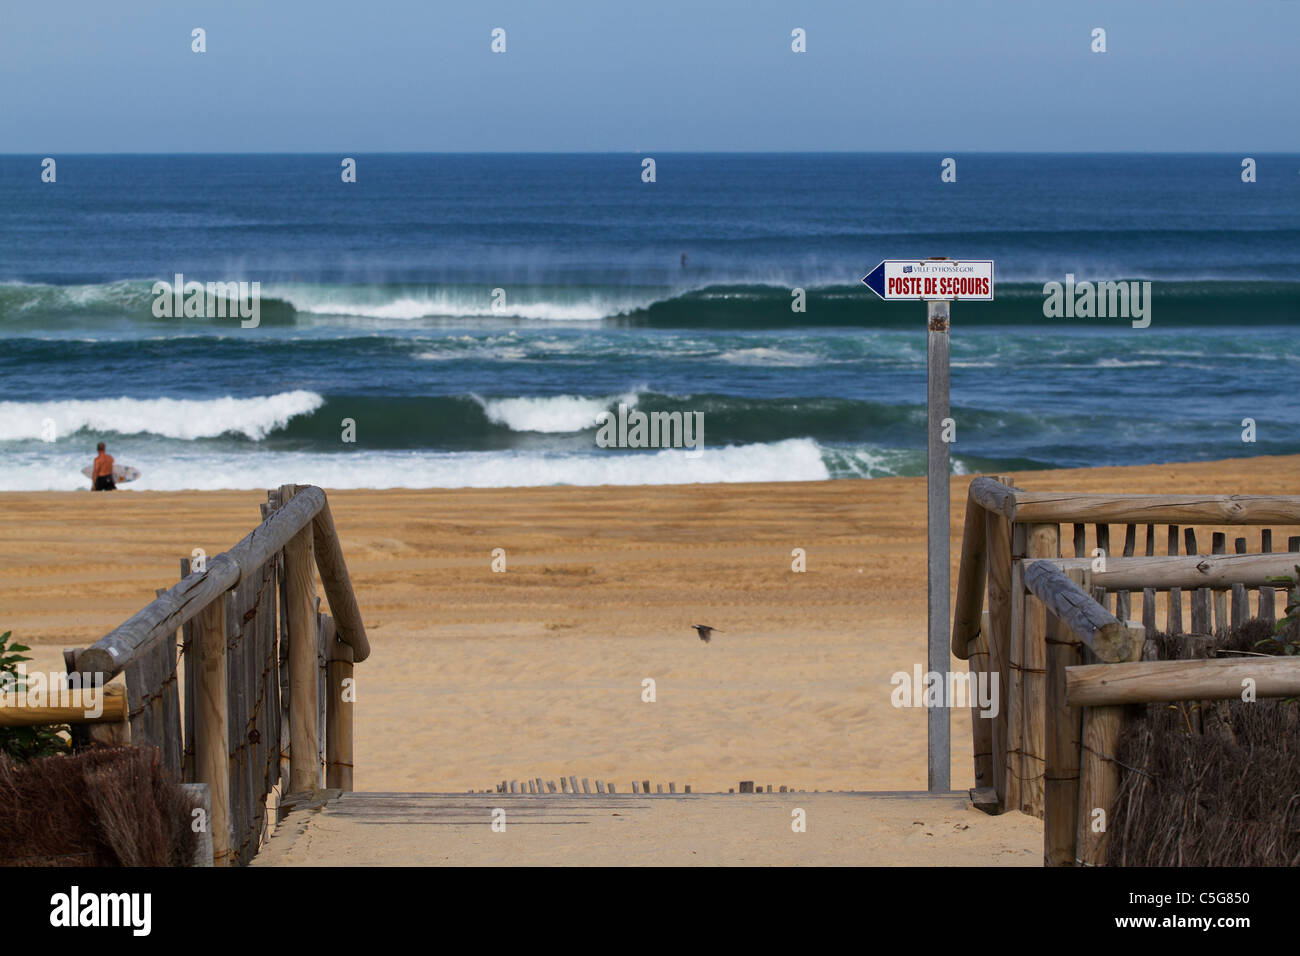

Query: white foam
[717,347,820,367]
[474,391,640,433]
[0,391,324,442]
[274,286,653,322]
[0,439,831,491]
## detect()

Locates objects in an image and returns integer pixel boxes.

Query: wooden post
[283,485,321,794]
[951,494,988,659]
[1021,523,1059,818]
[926,298,951,793]
[180,784,214,867]
[325,628,354,791]
[195,597,231,867]
[1074,623,1143,866]
[1004,534,1026,814]
[984,489,1013,807]
[968,610,995,799]
[1043,569,1085,865]
[84,686,130,747]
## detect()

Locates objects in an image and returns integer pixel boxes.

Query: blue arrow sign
[861,261,887,299]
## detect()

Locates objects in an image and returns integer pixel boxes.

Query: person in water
[91,442,117,491]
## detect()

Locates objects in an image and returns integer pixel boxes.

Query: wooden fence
[951,476,1300,864]
[6,485,371,866]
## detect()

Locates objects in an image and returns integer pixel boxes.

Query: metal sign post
[925,298,951,794]
[863,258,994,794]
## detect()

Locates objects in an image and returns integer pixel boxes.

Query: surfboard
[81,464,142,484]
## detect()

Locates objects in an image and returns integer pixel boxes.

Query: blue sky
[2,0,1297,152]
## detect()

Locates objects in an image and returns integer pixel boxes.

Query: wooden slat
[1072,523,1086,559]
[1093,524,1111,614]
[1166,525,1183,635]
[1259,529,1275,622]
[1141,524,1156,638]
[1232,537,1249,628]
[1185,528,1210,633]
[1114,524,1136,622]
[1211,533,1228,634]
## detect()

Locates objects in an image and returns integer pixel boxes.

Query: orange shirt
[92,452,115,478]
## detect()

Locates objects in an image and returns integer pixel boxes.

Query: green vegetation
[0,631,71,761]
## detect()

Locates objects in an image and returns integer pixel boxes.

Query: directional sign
[861,259,994,301]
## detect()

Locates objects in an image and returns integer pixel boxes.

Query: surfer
[680,252,687,269]
[90,442,117,491]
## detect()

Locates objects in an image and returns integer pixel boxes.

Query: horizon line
[2,149,1296,157]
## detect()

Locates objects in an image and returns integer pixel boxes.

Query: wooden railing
[46,484,371,866]
[952,476,1300,862]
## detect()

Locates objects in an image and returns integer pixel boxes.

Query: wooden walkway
[253,790,1043,866]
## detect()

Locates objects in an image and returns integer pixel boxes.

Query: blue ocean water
[0,153,1297,490]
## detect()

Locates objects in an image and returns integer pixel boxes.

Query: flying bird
[692,624,722,643]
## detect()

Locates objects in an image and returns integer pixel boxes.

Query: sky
[1,0,1297,152]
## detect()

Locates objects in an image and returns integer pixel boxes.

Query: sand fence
[952,475,1300,864]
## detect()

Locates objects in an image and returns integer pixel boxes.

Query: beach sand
[3,455,1297,803]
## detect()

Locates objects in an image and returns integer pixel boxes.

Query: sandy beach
[4,454,1297,804]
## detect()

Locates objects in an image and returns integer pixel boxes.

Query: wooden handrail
[966,478,1300,526]
[74,485,370,677]
[1023,561,1143,663]
[1009,492,1300,526]
[1066,656,1300,706]
[75,487,328,680]
[1031,553,1299,591]
[312,499,369,663]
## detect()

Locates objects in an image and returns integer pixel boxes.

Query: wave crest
[0,391,324,441]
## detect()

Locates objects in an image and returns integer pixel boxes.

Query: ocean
[1,153,1297,491]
